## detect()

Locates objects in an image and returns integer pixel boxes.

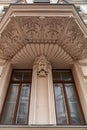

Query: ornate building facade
[0,0,87,130]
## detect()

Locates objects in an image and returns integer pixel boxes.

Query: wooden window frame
[53,69,86,125]
[0,69,32,125]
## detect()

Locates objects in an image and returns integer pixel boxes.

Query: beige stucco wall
[72,60,87,123]
[36,76,49,124]
[0,61,12,114]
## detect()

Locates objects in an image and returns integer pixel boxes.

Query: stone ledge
[0,125,87,130]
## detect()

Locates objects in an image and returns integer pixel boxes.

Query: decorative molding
[0,19,25,59]
[16,16,68,40]
[34,55,51,77]
[29,54,56,124]
[0,15,87,61]
[11,43,73,69]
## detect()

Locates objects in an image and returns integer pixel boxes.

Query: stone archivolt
[0,16,87,60]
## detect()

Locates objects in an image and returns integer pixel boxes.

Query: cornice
[0,4,87,35]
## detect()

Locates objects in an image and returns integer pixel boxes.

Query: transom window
[53,70,85,125]
[0,70,32,125]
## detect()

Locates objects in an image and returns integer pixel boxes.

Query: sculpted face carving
[37,60,48,77]
[34,55,50,77]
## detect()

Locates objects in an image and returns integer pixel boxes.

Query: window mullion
[62,83,71,125]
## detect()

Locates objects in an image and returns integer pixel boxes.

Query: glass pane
[54,83,68,124]
[65,83,84,124]
[52,71,61,81]
[61,71,72,81]
[16,84,30,124]
[66,0,87,2]
[34,0,49,3]
[52,70,72,81]
[12,71,22,82]
[1,84,19,124]
[23,71,32,81]
[12,70,32,82]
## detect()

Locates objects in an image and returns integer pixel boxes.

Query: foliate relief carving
[16,16,87,59]
[16,16,67,40]
[0,16,87,60]
[0,20,25,59]
[34,55,51,77]
[16,17,40,39]
[60,19,87,59]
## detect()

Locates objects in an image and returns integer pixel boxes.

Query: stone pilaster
[0,61,12,114]
[29,55,56,124]
[72,61,87,123]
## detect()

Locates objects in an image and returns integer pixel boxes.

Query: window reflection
[53,70,73,82]
[65,83,84,124]
[53,70,85,125]
[12,70,32,82]
[16,84,30,124]
[1,84,19,125]
[34,0,49,3]
[0,70,31,125]
[62,71,72,81]
[54,83,68,124]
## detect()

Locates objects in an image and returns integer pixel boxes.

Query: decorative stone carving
[0,16,87,60]
[16,16,67,40]
[34,55,50,77]
[0,20,25,59]
[30,54,55,124]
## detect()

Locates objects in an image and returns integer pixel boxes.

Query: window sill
[0,125,87,130]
